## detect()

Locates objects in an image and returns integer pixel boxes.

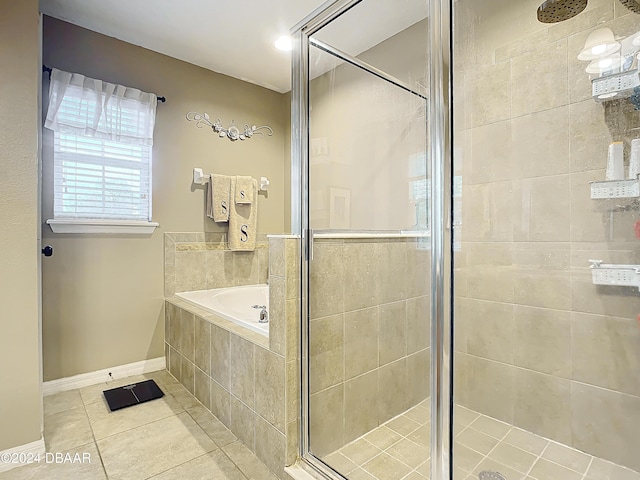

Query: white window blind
[53,132,151,220]
[45,68,156,222]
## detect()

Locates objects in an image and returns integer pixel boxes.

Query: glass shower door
[296,1,432,478]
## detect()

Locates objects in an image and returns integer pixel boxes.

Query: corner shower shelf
[589,260,640,290]
[590,179,640,199]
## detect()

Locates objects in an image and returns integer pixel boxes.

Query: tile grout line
[79,388,111,480]
[535,437,599,477]
[339,410,432,478]
[143,452,218,480]
[581,456,595,480]
[164,378,255,480]
[458,411,599,479]
[216,442,252,480]
[463,420,513,476]
[86,407,186,443]
[523,439,552,480]
[380,424,425,472]
[178,387,260,480]
[358,405,432,477]
[334,421,414,474]
[327,401,640,480]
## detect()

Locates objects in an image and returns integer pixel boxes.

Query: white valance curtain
[44,68,157,146]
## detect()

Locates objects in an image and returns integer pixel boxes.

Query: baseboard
[0,438,46,473]
[42,357,166,396]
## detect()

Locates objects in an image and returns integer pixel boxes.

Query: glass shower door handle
[305,228,314,261]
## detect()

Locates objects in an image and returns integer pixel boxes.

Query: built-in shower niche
[164,234,300,479]
[308,236,431,474]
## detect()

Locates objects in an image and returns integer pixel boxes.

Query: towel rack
[193,168,270,191]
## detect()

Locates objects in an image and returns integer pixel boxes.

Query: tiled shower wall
[454,0,640,471]
[164,232,269,296]
[309,237,431,457]
[164,236,299,478]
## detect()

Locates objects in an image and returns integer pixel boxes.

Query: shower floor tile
[323,403,640,480]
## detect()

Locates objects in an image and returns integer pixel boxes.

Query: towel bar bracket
[193,168,207,185]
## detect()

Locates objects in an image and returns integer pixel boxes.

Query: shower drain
[478,472,506,480]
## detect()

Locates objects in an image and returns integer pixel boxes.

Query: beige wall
[454,0,640,471]
[0,0,43,450]
[41,17,289,381]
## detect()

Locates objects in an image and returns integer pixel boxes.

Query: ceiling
[40,0,427,93]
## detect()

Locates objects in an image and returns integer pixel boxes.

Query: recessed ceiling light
[275,35,292,52]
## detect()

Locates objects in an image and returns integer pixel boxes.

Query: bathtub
[176,284,269,337]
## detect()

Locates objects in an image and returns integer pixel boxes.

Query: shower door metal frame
[429,0,453,478]
[292,0,454,478]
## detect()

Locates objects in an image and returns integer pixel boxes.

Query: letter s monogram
[221,200,227,215]
[240,225,249,242]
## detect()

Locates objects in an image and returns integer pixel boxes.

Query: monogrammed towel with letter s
[209,174,231,222]
[234,175,254,204]
[229,176,258,251]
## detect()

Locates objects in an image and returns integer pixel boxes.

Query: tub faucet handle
[259,308,268,323]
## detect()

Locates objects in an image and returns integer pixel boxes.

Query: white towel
[234,175,254,204]
[229,177,258,251]
[208,174,231,222]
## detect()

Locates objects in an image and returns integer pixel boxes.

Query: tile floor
[5,372,640,480]
[0,370,280,480]
[323,401,640,480]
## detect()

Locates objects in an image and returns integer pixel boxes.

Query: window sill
[46,219,159,234]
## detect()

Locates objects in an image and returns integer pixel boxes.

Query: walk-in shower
[292,0,640,479]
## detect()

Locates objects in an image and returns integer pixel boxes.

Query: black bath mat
[103,379,164,412]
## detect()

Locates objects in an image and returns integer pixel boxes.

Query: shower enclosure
[292,0,640,479]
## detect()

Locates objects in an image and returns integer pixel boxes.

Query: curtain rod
[42,65,166,103]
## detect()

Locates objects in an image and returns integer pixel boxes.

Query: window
[44,68,158,234]
[54,132,152,221]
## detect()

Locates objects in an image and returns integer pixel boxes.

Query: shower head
[537,0,640,23]
[619,0,640,14]
[537,0,588,23]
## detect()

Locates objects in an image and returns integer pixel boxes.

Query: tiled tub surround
[454,0,640,472]
[164,232,270,296]
[309,237,431,458]
[165,236,300,479]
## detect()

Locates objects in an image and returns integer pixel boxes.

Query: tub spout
[259,308,269,323]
